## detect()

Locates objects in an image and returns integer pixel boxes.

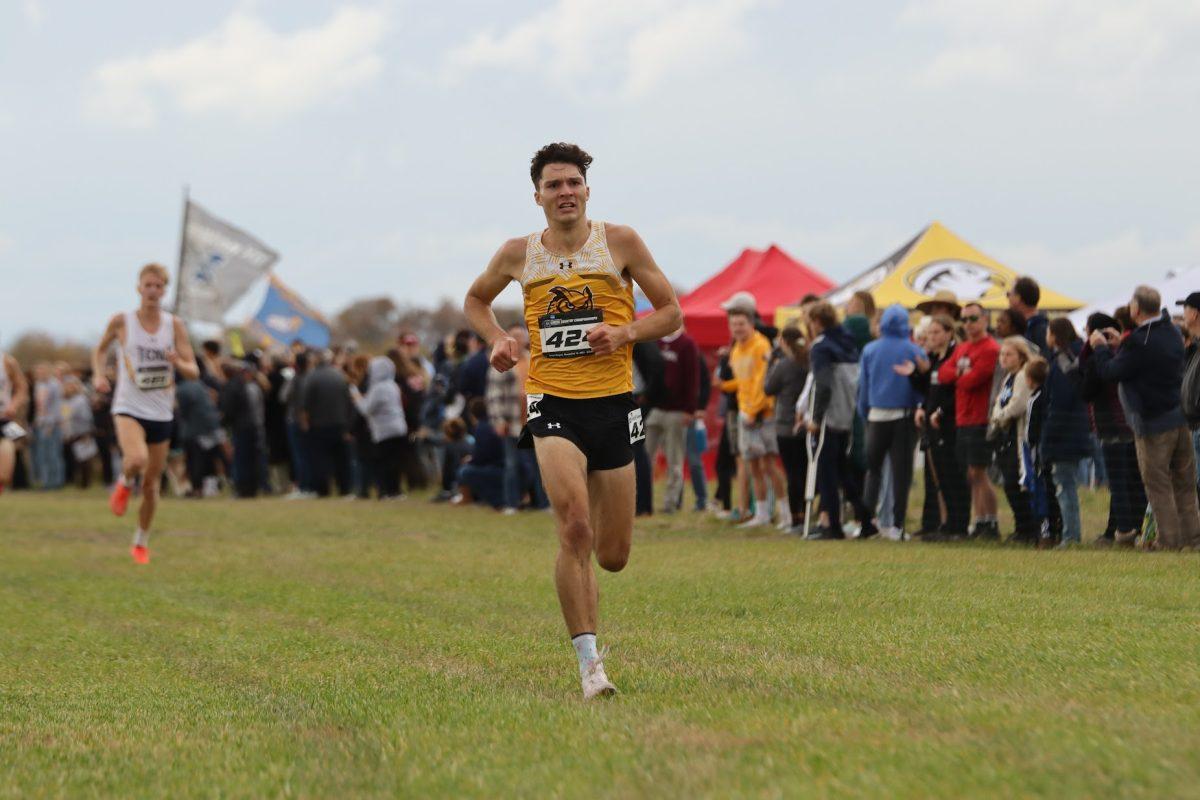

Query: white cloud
[442,0,761,99]
[902,0,1200,98]
[84,6,388,127]
[23,0,44,26]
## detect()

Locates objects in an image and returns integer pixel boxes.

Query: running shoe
[109,482,131,517]
[130,544,149,564]
[581,646,617,700]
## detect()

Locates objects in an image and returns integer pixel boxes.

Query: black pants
[373,436,407,498]
[1103,440,1147,533]
[815,428,866,529]
[309,426,351,497]
[776,433,807,524]
[232,428,262,498]
[996,436,1036,539]
[185,439,218,489]
[715,418,737,511]
[863,417,917,530]
[633,439,652,515]
[928,432,971,534]
[919,446,940,532]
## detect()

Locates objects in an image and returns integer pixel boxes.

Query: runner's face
[535,163,588,225]
[138,275,166,307]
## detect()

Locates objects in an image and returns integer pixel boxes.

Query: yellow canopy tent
[825,221,1083,312]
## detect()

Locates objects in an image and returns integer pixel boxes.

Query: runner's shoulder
[493,236,529,275]
[106,312,127,333]
[601,222,641,247]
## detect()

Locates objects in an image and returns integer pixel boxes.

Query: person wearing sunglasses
[936,303,1001,539]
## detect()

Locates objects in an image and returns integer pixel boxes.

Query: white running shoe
[581,647,617,700]
[737,513,771,529]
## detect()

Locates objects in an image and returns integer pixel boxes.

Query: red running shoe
[109,482,130,516]
[130,544,149,564]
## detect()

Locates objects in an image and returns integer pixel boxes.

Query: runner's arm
[4,355,29,417]
[171,316,200,381]
[465,239,525,372]
[465,239,524,347]
[91,313,124,393]
[609,225,681,345]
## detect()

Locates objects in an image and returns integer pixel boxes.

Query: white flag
[175,200,279,324]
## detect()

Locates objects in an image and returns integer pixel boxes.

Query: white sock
[755,498,770,519]
[777,499,790,520]
[133,528,148,548]
[572,633,598,676]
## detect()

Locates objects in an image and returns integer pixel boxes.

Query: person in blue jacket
[857,304,925,538]
[1041,317,1091,546]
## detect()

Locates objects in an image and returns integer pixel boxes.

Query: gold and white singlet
[521,221,634,399]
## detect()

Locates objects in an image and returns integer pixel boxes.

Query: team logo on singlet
[546,286,594,314]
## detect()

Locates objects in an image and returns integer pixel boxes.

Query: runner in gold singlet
[464,143,682,700]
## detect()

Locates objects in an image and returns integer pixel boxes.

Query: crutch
[801,376,827,539]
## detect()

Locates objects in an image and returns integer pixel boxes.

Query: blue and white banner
[248,275,330,348]
[175,200,279,324]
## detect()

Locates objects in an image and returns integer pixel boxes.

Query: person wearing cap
[1177,292,1200,488]
[1090,285,1200,550]
[717,292,789,528]
[915,290,962,322]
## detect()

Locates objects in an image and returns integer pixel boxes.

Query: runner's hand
[490,335,520,372]
[586,324,629,356]
[93,374,111,394]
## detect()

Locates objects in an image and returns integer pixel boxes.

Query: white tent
[1068,266,1200,330]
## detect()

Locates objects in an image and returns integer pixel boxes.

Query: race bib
[526,393,545,421]
[135,365,172,391]
[538,309,603,359]
[627,408,645,444]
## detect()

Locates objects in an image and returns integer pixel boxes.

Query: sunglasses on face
[962,314,982,323]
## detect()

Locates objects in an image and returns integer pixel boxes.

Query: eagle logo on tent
[546,285,594,314]
[906,260,1006,301]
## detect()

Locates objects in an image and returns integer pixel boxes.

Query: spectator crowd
[4,275,1200,551]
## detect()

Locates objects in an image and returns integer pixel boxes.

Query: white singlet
[112,310,176,422]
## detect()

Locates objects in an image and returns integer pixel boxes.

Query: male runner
[92,263,199,563]
[464,142,682,699]
[0,350,31,493]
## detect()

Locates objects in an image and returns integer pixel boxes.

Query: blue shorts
[116,414,173,445]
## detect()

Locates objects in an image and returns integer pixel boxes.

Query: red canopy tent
[677,245,835,348]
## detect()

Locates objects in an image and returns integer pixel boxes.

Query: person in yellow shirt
[716,296,789,528]
[464,142,682,700]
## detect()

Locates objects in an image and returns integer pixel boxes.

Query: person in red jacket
[937,302,1001,539]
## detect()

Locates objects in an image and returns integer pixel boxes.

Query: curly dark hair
[530,142,593,187]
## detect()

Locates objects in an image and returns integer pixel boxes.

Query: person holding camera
[1090,285,1200,550]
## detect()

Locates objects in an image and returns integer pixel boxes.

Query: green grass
[1,486,1198,798]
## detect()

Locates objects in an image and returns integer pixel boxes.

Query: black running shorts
[519,392,645,472]
[115,413,173,445]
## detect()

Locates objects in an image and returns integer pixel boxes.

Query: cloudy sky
[3,0,1199,342]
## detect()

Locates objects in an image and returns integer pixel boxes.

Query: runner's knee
[559,515,593,556]
[124,453,148,474]
[597,549,628,573]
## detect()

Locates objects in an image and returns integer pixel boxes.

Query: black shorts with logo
[519,392,644,472]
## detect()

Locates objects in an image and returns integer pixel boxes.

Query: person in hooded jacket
[1079,311,1146,546]
[803,301,866,539]
[1040,318,1091,546]
[350,356,409,499]
[856,304,925,538]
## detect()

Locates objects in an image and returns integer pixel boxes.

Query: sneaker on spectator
[807,526,845,541]
[500,506,518,515]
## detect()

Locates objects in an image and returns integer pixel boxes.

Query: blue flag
[248,275,330,348]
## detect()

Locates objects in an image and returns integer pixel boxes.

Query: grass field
[2,486,1198,798]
